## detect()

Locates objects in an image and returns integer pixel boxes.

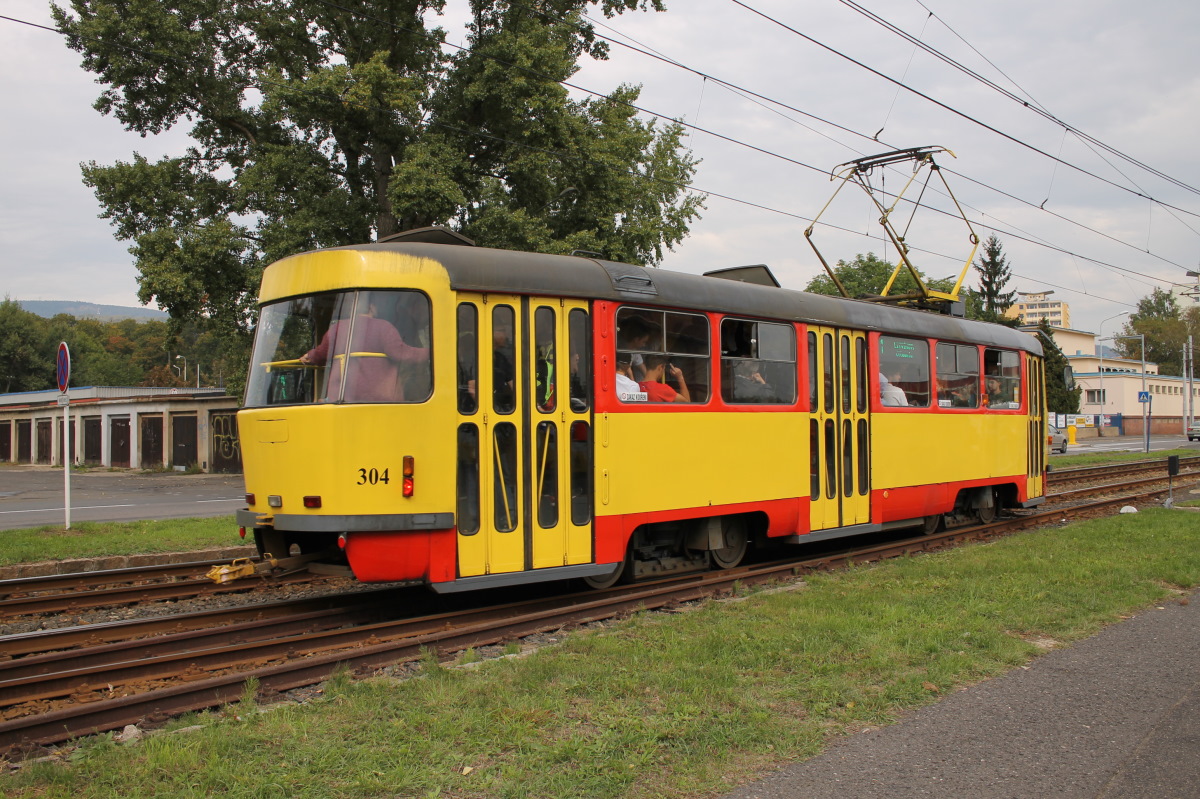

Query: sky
[3,0,1199,336]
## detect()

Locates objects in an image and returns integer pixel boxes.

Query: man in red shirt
[638,354,691,403]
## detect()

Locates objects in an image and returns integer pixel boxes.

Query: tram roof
[330,241,1043,355]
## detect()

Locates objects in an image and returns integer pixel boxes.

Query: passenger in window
[734,361,777,402]
[639,354,691,403]
[535,331,556,412]
[617,316,655,381]
[493,316,515,410]
[615,354,641,401]
[879,372,908,406]
[300,294,428,402]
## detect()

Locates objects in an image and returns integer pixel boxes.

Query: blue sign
[56,342,71,393]
[1138,391,1151,403]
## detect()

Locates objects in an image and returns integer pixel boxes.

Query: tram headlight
[403,455,415,498]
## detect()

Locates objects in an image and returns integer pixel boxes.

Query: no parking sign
[57,341,71,393]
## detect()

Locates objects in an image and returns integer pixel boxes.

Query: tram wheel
[922,515,942,535]
[976,488,999,524]
[710,520,749,570]
[582,550,630,590]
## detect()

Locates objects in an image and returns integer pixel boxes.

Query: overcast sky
[3,0,1199,335]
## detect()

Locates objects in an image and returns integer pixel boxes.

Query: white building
[0,386,241,472]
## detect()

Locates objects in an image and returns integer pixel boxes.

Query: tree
[0,299,50,393]
[970,235,1016,323]
[1037,319,1080,413]
[52,0,701,344]
[804,252,956,299]
[1118,288,1184,375]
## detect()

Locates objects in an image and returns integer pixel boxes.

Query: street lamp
[1112,333,1147,452]
[1096,312,1128,437]
[175,355,187,383]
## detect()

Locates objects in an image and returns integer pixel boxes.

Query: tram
[236,228,1046,592]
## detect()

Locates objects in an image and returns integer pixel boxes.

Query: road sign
[1138,391,1151,403]
[56,341,71,393]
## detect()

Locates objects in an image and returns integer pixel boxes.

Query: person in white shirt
[880,372,909,406]
[615,354,643,401]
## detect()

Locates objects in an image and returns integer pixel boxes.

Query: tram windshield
[244,290,432,407]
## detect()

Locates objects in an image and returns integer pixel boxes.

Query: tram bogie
[236,230,1047,594]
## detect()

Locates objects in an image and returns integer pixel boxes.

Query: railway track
[1047,454,1200,487]
[0,559,327,620]
[1,472,1192,755]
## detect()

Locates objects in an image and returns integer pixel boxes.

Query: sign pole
[57,342,71,530]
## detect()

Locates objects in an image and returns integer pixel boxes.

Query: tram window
[536,422,559,528]
[457,304,478,415]
[615,306,710,403]
[856,337,867,413]
[493,422,518,532]
[244,289,432,408]
[809,419,820,498]
[840,335,851,413]
[842,419,853,497]
[936,343,980,408]
[719,318,797,404]
[822,333,834,414]
[857,418,869,495]
[570,421,592,525]
[877,336,930,408]
[808,332,818,409]
[569,309,591,412]
[984,349,1021,409]
[456,424,480,535]
[534,307,557,413]
[493,306,516,414]
[824,419,836,499]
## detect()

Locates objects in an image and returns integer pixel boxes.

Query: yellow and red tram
[236,230,1046,592]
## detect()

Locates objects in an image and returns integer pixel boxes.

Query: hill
[18,300,168,322]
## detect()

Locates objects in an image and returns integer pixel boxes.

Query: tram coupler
[205,558,258,584]
[205,552,329,584]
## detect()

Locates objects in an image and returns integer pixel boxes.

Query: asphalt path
[0,466,244,530]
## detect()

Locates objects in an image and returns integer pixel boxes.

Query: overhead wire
[727,0,1200,223]
[835,0,1200,199]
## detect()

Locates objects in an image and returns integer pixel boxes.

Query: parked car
[1189,422,1200,442]
[1048,425,1068,454]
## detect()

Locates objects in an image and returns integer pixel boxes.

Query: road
[0,466,244,530]
[1065,433,1200,455]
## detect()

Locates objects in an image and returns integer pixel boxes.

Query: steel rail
[0,561,229,598]
[0,572,322,619]
[1047,455,1200,486]
[0,588,406,658]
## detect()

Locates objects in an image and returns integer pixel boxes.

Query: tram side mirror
[1168,455,1180,477]
[1063,367,1076,392]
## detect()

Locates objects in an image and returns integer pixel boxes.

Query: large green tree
[0,299,49,393]
[1118,288,1187,375]
[53,0,700,347]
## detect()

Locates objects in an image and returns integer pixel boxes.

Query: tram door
[1025,354,1046,499]
[807,326,871,531]
[454,295,593,578]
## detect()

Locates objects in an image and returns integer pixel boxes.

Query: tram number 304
[356,468,391,486]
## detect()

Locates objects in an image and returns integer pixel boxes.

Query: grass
[0,517,242,567]
[4,509,1199,798]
